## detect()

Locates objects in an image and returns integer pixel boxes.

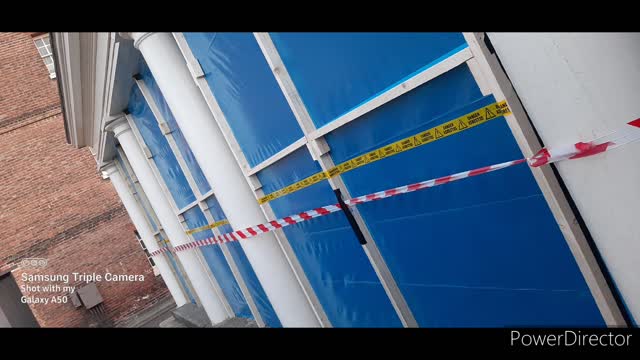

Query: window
[134,230,159,276]
[33,34,56,79]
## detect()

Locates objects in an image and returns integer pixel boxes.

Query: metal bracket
[334,189,367,245]
[159,121,173,135]
[142,146,153,159]
[306,138,330,162]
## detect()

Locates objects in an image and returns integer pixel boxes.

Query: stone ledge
[172,303,259,328]
[172,303,210,328]
[211,317,258,328]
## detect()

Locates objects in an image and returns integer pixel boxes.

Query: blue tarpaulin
[116,151,196,304]
[177,32,605,327]
[128,82,251,320]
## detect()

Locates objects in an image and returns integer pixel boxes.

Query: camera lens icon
[20,258,48,269]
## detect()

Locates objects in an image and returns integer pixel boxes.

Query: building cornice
[52,32,140,169]
[100,161,119,179]
[52,32,85,148]
[119,32,156,50]
[104,115,130,138]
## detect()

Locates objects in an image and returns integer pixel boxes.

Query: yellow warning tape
[258,100,511,205]
[185,219,230,235]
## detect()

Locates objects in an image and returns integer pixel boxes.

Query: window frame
[134,230,160,276]
[32,34,56,79]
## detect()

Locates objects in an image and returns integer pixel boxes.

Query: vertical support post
[106,116,230,325]
[115,147,199,304]
[124,112,234,318]
[172,32,331,327]
[463,32,626,326]
[134,78,265,326]
[254,32,419,328]
[101,162,188,307]
[124,32,320,327]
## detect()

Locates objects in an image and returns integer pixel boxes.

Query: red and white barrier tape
[154,246,172,255]
[528,118,640,167]
[151,118,640,257]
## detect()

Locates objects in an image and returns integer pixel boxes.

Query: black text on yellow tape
[185,219,230,235]
[257,100,511,204]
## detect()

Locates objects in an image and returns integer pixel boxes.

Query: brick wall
[0,32,170,327]
[0,32,61,133]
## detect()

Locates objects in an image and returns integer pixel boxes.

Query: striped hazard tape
[257,100,512,204]
[154,246,172,255]
[152,159,526,256]
[185,219,229,235]
[152,117,640,257]
[528,118,640,167]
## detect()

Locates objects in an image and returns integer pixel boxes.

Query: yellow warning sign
[485,107,496,119]
[185,219,230,235]
[257,100,511,204]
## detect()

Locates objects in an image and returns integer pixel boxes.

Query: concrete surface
[118,296,176,328]
[211,316,258,328]
[159,316,186,328]
[118,296,260,328]
[171,302,259,328]
[172,302,211,328]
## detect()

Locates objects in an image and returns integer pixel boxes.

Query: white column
[128,32,319,327]
[101,162,188,307]
[106,117,229,325]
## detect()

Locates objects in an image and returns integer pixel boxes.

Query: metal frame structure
[114,146,197,304]
[50,31,627,327]
[167,31,626,327]
[173,32,331,327]
[252,33,418,327]
[123,112,235,317]
[134,78,265,326]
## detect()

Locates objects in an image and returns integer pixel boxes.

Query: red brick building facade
[0,32,170,327]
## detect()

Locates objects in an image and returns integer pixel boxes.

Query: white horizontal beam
[176,192,200,215]
[200,188,215,201]
[308,47,473,141]
[255,32,420,327]
[247,137,307,176]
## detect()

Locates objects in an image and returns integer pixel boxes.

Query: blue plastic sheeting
[116,152,196,304]
[130,64,281,325]
[324,64,604,326]
[205,196,282,328]
[160,233,197,304]
[270,32,467,127]
[128,87,196,209]
[115,152,159,232]
[183,33,304,167]
[256,147,402,327]
[128,87,251,317]
[182,206,252,319]
[138,61,212,195]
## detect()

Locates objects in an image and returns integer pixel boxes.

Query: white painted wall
[487,33,640,324]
